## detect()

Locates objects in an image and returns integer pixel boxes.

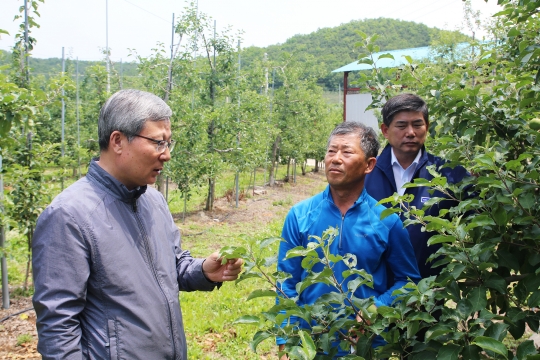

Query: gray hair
[327,121,380,159]
[98,89,173,151]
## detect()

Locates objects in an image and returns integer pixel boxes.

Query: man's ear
[109,131,124,154]
[380,123,389,139]
[365,157,377,174]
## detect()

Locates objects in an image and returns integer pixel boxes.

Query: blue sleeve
[32,206,88,360]
[276,208,304,345]
[374,218,421,307]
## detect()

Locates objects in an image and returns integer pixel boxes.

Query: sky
[0,0,503,62]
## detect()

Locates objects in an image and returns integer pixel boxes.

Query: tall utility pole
[164,13,175,103]
[235,39,241,208]
[0,153,8,309]
[160,12,175,197]
[61,47,65,190]
[105,0,110,93]
[23,0,30,87]
[119,59,123,89]
[76,58,81,177]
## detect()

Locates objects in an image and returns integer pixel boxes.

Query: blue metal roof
[332,45,431,73]
[332,43,477,73]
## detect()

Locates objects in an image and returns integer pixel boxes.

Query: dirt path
[0,171,328,359]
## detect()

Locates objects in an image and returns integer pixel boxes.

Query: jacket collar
[86,158,147,202]
[323,185,368,207]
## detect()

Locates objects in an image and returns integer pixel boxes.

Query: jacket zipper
[339,214,345,250]
[132,201,178,358]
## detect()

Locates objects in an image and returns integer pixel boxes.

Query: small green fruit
[530,118,540,130]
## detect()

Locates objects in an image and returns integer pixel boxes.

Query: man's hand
[202,252,243,282]
[278,344,288,360]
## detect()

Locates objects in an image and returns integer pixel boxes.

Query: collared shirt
[391,148,422,195]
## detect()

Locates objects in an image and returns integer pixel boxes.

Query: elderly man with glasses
[32,89,243,360]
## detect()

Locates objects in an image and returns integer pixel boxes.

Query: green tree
[231,1,540,358]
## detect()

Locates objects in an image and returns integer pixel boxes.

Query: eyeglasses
[132,134,175,153]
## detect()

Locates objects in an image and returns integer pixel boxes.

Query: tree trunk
[314,160,320,173]
[205,178,215,211]
[285,157,291,182]
[156,174,165,195]
[268,136,280,186]
[301,160,306,176]
[24,226,33,292]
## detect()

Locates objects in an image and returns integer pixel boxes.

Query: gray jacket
[32,160,219,359]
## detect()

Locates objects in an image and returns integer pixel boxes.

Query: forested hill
[241,18,469,89]
[0,50,139,80]
[1,18,468,90]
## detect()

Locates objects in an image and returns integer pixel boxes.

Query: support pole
[61,47,65,190]
[0,153,8,309]
[343,71,349,122]
[23,0,30,87]
[76,58,81,177]
[235,39,241,208]
[106,0,110,93]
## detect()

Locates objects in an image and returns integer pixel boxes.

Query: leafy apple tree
[220,1,540,359]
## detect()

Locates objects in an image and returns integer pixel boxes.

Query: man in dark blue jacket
[364,93,468,279]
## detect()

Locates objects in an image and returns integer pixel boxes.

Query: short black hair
[381,93,428,127]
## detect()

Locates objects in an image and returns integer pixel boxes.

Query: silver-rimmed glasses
[132,134,175,153]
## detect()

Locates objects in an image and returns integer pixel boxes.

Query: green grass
[179,216,286,359]
[166,165,304,215]
[16,333,34,346]
[177,171,326,359]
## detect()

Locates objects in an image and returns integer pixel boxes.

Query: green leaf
[519,194,535,209]
[298,330,317,359]
[465,215,495,231]
[408,311,436,322]
[457,299,473,319]
[437,344,461,360]
[285,246,316,259]
[426,323,454,340]
[492,205,507,227]
[497,249,520,271]
[233,315,260,324]
[467,286,488,312]
[217,245,247,264]
[259,236,283,250]
[246,289,276,301]
[528,290,540,308]
[462,345,481,360]
[250,330,274,352]
[485,273,507,294]
[428,234,456,245]
[380,207,400,220]
[485,322,508,342]
[507,27,520,37]
[377,53,394,60]
[516,340,537,360]
[471,336,508,358]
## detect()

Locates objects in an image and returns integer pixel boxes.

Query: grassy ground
[177,169,328,359]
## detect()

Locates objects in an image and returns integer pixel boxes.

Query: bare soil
[0,171,328,359]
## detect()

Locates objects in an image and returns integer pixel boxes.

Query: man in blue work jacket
[364,93,469,279]
[276,121,421,358]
